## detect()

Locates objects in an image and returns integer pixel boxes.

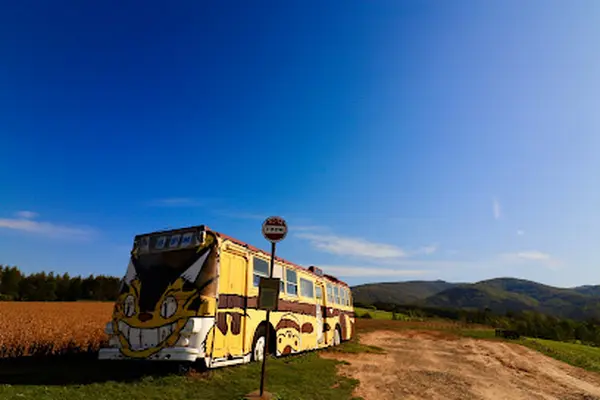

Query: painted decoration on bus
[276,313,301,355]
[112,231,219,358]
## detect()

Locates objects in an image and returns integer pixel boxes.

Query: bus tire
[333,325,341,346]
[251,326,267,362]
[177,361,192,375]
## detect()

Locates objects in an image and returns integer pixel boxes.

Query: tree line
[0,265,121,301]
[356,301,600,347]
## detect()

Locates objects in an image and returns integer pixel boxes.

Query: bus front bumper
[98,347,201,362]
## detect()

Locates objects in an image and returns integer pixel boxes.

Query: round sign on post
[255,216,288,399]
[262,216,288,243]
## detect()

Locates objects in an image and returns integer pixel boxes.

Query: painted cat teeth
[117,320,177,351]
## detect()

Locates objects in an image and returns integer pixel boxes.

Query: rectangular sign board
[258,277,280,311]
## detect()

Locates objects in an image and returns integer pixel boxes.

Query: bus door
[213,251,247,359]
[315,283,327,346]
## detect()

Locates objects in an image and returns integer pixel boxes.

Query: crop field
[0,301,113,358]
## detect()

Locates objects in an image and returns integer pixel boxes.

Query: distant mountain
[572,285,600,297]
[351,280,458,305]
[351,277,600,321]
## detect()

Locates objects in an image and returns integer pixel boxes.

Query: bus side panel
[244,255,262,357]
[301,310,318,351]
[298,279,318,352]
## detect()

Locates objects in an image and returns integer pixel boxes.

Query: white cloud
[296,233,406,259]
[499,250,560,269]
[414,244,437,255]
[147,198,203,207]
[503,251,551,261]
[517,230,525,236]
[493,198,501,220]
[0,215,96,239]
[316,265,433,277]
[16,211,38,219]
[373,258,473,269]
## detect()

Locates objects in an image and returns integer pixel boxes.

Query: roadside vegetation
[520,338,600,373]
[354,306,410,320]
[357,302,600,348]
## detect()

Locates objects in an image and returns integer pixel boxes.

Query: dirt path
[322,330,600,400]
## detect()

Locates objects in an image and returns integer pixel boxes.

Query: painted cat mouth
[117,320,178,351]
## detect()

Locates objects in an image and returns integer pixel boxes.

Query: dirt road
[322,330,600,400]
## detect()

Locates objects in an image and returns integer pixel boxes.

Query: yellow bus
[99,225,355,370]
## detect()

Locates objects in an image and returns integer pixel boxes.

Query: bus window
[253,257,269,287]
[346,288,352,306]
[316,285,323,300]
[326,283,333,303]
[300,278,314,298]
[340,287,346,306]
[286,268,298,296]
[334,286,340,304]
[276,263,285,293]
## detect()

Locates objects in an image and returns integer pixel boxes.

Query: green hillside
[351,277,600,321]
[572,285,600,297]
[422,284,540,313]
[352,280,458,305]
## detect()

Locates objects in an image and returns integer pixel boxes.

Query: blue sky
[1,2,600,288]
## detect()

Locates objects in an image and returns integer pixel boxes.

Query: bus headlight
[176,337,190,347]
[180,318,203,337]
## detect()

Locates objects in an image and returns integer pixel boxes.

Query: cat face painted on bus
[112,232,218,358]
[276,313,302,355]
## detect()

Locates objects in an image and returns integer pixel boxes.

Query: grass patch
[354,318,488,335]
[0,352,359,400]
[520,338,600,373]
[455,329,498,340]
[354,307,410,320]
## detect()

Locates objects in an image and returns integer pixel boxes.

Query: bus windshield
[133,247,203,274]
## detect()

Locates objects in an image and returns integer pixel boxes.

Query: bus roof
[133,224,349,288]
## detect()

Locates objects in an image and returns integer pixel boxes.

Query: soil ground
[322,329,600,400]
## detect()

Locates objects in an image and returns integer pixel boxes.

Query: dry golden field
[0,302,488,359]
[0,301,113,358]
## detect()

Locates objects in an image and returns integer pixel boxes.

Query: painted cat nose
[138,312,153,322]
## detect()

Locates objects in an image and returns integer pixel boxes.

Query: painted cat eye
[160,296,178,319]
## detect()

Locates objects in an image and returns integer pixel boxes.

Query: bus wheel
[333,327,341,346]
[177,361,192,375]
[251,326,267,362]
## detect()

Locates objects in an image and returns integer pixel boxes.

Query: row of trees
[357,301,600,347]
[0,265,121,301]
